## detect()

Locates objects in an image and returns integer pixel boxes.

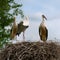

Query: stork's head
[42,15,47,20]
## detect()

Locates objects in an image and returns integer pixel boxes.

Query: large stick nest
[0,42,60,60]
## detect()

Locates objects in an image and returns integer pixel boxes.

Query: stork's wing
[45,27,48,40]
[16,21,23,35]
[18,21,23,27]
[39,26,41,35]
[39,26,43,40]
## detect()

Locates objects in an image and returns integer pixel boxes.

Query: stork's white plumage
[39,15,48,42]
[16,16,29,41]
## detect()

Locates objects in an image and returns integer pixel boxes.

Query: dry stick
[19,43,37,59]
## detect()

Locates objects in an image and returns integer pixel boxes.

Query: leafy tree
[0,0,24,48]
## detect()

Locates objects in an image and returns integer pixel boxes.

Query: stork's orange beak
[42,15,47,20]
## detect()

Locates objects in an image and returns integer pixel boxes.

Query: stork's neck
[41,17,47,27]
[42,17,45,23]
[13,19,17,26]
[14,19,15,24]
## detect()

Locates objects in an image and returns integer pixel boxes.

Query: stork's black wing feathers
[39,26,42,40]
[39,26,40,36]
[16,21,23,36]
[16,21,29,36]
[45,27,48,40]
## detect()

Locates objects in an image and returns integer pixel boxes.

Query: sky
[14,0,60,42]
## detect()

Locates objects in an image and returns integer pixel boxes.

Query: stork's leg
[23,31,25,41]
[16,36,17,41]
[14,36,17,41]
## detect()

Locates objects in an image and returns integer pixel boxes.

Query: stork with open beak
[39,15,48,42]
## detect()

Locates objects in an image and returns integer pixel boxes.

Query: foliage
[0,0,24,48]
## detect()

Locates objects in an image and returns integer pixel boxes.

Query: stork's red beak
[42,15,47,20]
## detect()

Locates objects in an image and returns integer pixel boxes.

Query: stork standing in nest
[16,16,29,41]
[39,15,48,42]
[10,17,18,40]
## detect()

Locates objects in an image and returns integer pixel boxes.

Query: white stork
[16,16,29,41]
[10,17,18,40]
[39,15,48,42]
